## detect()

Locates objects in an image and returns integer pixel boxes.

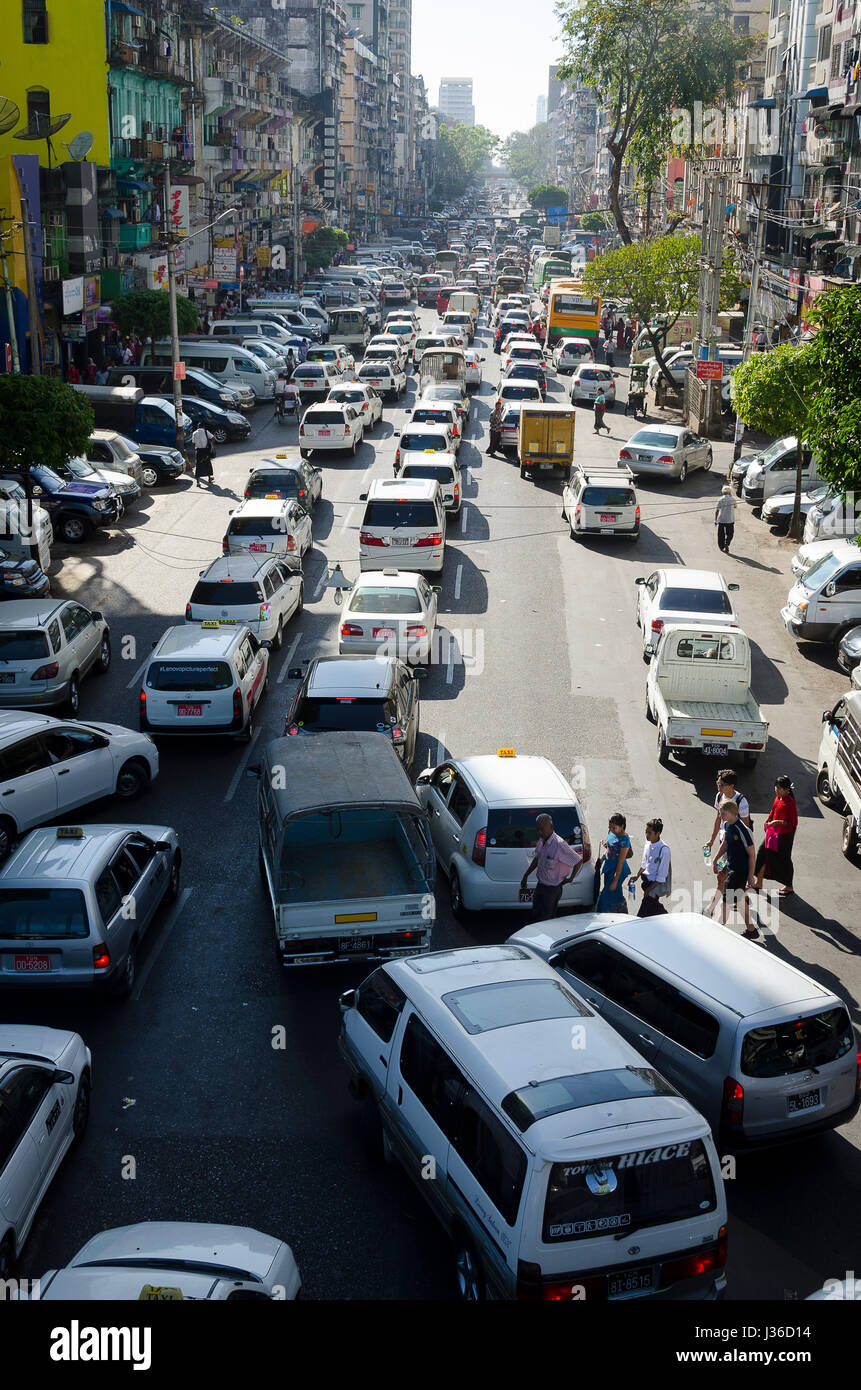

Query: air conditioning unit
[43,265,60,282]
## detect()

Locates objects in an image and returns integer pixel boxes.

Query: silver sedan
[338,572,439,666]
[619,425,712,483]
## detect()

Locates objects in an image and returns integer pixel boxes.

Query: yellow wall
[0,0,109,166]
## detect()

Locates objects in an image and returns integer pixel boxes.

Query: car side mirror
[287,666,303,680]
[245,764,261,778]
[51,1069,76,1085]
[339,988,357,1011]
[643,643,655,658]
[31,486,43,497]
[822,710,833,723]
[635,577,646,585]
[413,666,428,680]
[415,767,433,784]
[90,611,103,622]
[824,581,837,597]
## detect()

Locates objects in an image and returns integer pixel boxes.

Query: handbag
[764,826,780,852]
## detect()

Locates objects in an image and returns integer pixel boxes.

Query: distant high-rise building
[548,65,561,115]
[438,77,475,126]
[536,94,547,125]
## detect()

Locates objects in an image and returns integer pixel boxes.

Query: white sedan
[31,1222,301,1300]
[326,382,383,430]
[339,570,439,665]
[635,566,740,655]
[464,348,483,390]
[570,364,617,406]
[0,1025,91,1276]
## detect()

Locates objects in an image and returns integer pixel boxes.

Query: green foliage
[111,289,198,340]
[303,225,349,274]
[731,345,818,538]
[580,210,609,232]
[436,124,499,198]
[0,375,94,476]
[500,125,549,187]
[805,286,861,495]
[527,184,568,209]
[555,0,752,242]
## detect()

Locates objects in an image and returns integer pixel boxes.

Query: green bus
[531,251,572,292]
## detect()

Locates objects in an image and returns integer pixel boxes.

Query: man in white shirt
[630,819,671,917]
[707,769,751,854]
[192,424,213,487]
[715,484,737,553]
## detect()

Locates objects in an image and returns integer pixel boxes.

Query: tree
[555,0,752,243]
[731,345,819,540]
[805,286,861,501]
[434,124,498,198]
[303,225,348,274]
[111,289,198,340]
[0,375,94,494]
[500,124,549,187]
[580,210,610,232]
[528,184,568,209]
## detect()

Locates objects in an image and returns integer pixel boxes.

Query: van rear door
[734,1004,858,1142]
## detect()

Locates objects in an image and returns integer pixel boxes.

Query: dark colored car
[505,363,547,399]
[26,465,122,543]
[176,395,251,444]
[105,364,246,412]
[0,547,51,599]
[284,654,423,768]
[243,459,322,507]
[135,446,186,487]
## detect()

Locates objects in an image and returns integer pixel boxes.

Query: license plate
[540,462,553,470]
[373,627,396,639]
[638,453,655,462]
[249,543,267,553]
[318,429,331,436]
[600,514,617,522]
[518,888,533,903]
[338,937,373,954]
[788,1088,821,1114]
[177,704,203,717]
[391,537,411,547]
[0,673,14,684]
[608,1266,654,1299]
[702,743,728,756]
[600,528,614,535]
[14,954,50,971]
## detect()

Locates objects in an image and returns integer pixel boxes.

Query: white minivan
[142,340,276,401]
[140,623,269,740]
[339,945,728,1301]
[782,546,861,646]
[358,479,446,575]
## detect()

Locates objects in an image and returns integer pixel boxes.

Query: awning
[801,85,828,104]
[807,227,837,240]
[102,206,127,219]
[117,176,155,192]
[841,102,861,116]
[841,243,861,257]
[751,97,776,109]
[109,1,144,12]
[170,173,204,185]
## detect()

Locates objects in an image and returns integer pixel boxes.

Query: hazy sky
[411,0,562,142]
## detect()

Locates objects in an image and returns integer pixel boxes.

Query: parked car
[178,395,251,445]
[10,465,122,544]
[0,598,111,714]
[619,425,712,483]
[134,445,186,487]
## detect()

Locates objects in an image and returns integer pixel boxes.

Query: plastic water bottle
[627,878,637,902]
[702,843,711,861]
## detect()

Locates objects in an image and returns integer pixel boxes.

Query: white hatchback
[327,382,383,430]
[570,364,617,405]
[339,570,439,665]
[223,498,312,561]
[635,566,741,654]
[299,402,365,457]
[552,338,594,373]
[357,360,407,400]
[186,554,303,649]
[141,624,269,739]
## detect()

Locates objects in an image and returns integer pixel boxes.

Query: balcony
[138,39,187,84]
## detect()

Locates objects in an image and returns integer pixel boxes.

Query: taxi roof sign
[139,1284,184,1301]
[56,826,84,838]
[200,620,220,628]
[497,747,516,758]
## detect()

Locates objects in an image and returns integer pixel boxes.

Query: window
[0,734,51,781]
[818,24,832,62]
[0,888,88,939]
[430,763,456,797]
[0,630,49,661]
[26,86,51,130]
[741,1007,853,1077]
[125,836,157,876]
[357,968,407,1042]
[503,1067,676,1131]
[487,805,583,851]
[447,777,476,827]
[44,729,101,764]
[23,0,48,44]
[1,1066,51,1139]
[95,870,122,922]
[444,979,589,1035]
[47,619,61,655]
[60,608,78,642]
[399,1013,462,1141]
[110,849,140,900]
[658,986,719,1059]
[451,1083,527,1226]
[734,15,750,32]
[834,566,861,593]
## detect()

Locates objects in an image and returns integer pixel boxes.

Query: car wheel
[242,711,254,743]
[141,465,159,487]
[703,449,713,471]
[449,868,468,922]
[454,1237,486,1301]
[295,582,304,616]
[300,448,310,460]
[115,758,149,800]
[842,813,859,861]
[212,426,229,445]
[677,461,688,483]
[817,767,846,810]
[657,729,670,766]
[115,941,137,998]
[0,817,16,863]
[645,690,656,723]
[65,673,80,715]
[274,616,284,650]
[165,853,181,903]
[72,1072,91,1144]
[60,514,89,544]
[350,436,357,456]
[95,634,111,674]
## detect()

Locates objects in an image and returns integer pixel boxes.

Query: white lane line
[131,886,192,1001]
[455,564,463,600]
[461,505,468,534]
[126,655,150,690]
[340,504,355,533]
[224,727,262,804]
[446,633,455,685]
[312,566,330,599]
[278,631,303,683]
[434,730,447,765]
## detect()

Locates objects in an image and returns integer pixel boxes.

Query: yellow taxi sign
[335,912,378,924]
[200,620,220,628]
[139,1284,184,1301]
[497,747,516,758]
[56,826,84,839]
[276,453,288,458]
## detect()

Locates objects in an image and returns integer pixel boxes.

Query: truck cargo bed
[279,841,415,905]
[664,698,761,722]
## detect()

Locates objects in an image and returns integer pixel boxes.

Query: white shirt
[714,789,749,819]
[640,838,671,883]
[192,426,209,450]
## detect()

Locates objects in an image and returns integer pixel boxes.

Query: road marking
[224,726,262,804]
[461,505,468,534]
[446,633,455,684]
[278,631,303,683]
[455,564,463,600]
[312,567,329,599]
[126,655,150,690]
[131,886,192,1001]
[434,730,446,765]
[340,504,355,533]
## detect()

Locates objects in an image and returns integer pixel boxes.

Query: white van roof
[367,478,440,502]
[386,947,707,1158]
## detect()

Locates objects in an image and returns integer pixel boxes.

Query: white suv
[562,467,640,541]
[415,750,594,920]
[357,361,406,400]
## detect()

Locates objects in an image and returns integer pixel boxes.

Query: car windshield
[401,434,447,451]
[295,696,394,732]
[147,660,234,691]
[401,465,453,484]
[66,458,97,479]
[363,501,438,528]
[0,630,50,659]
[630,431,680,448]
[659,587,732,613]
[760,436,796,465]
[189,580,262,606]
[349,587,422,614]
[802,551,850,588]
[388,324,412,334]
[741,1008,853,1078]
[0,888,89,940]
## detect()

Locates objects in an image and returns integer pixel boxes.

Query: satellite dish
[63,131,94,161]
[14,111,71,140]
[0,98,20,136]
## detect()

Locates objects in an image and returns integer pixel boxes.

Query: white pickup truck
[644,623,769,768]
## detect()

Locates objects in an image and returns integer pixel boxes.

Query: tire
[212,426,229,445]
[817,766,845,811]
[520,465,527,479]
[703,449,713,472]
[0,817,16,863]
[454,1237,486,1301]
[95,634,111,674]
[295,582,304,616]
[72,1072,91,1144]
[569,520,579,540]
[350,436,357,456]
[449,868,468,922]
[65,673,80,716]
[657,729,670,766]
[141,465,159,488]
[841,814,859,861]
[242,711,254,743]
[60,514,89,544]
[300,448,310,460]
[677,461,688,484]
[274,616,284,650]
[645,690,656,723]
[114,941,137,998]
[165,853,181,903]
[115,759,149,800]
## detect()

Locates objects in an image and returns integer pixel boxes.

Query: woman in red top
[754,775,798,896]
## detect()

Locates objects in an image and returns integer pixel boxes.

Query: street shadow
[792,640,846,677]
[761,916,861,1027]
[307,498,336,545]
[662,734,819,815]
[439,545,488,616]
[749,639,791,705]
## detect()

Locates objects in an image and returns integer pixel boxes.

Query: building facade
[438,78,474,126]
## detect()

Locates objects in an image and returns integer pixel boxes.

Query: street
[11,304,861,1302]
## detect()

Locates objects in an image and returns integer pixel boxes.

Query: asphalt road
[10,306,861,1302]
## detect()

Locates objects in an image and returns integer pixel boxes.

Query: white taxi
[223,498,312,561]
[326,382,383,430]
[140,623,269,740]
[356,360,407,401]
[299,402,365,457]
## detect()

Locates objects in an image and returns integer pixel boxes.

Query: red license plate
[600,514,617,522]
[373,627,396,639]
[14,954,50,971]
[249,543,267,552]
[317,429,331,436]
[177,704,203,717]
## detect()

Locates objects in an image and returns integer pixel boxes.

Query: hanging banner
[213,248,237,281]
[61,277,84,315]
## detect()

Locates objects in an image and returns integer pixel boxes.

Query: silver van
[339,945,728,1300]
[782,546,861,646]
[816,690,861,861]
[511,914,860,1148]
[142,340,275,401]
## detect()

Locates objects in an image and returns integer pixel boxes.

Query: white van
[142,340,276,401]
[742,438,820,508]
[782,545,861,646]
[790,536,858,580]
[339,945,728,1301]
[140,623,269,740]
[512,915,859,1149]
[358,479,445,575]
[210,319,300,348]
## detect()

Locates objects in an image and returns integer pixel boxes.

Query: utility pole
[0,222,21,373]
[162,163,185,457]
[734,176,768,460]
[291,122,301,290]
[695,171,711,351]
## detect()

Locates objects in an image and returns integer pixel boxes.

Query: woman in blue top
[596,812,633,912]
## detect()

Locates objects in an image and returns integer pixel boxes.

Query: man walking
[521,814,583,922]
[192,423,214,488]
[486,398,503,456]
[715,485,737,554]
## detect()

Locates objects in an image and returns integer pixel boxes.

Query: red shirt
[769,794,798,834]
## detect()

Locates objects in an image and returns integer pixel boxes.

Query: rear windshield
[349,587,421,614]
[659,588,732,614]
[307,410,345,424]
[509,347,540,359]
[543,1140,716,1243]
[147,661,233,691]
[400,434,447,452]
[189,581,262,606]
[0,888,89,940]
[487,806,582,849]
[740,1008,853,1078]
[388,323,412,334]
[410,409,452,424]
[0,631,50,660]
[583,487,636,507]
[246,474,299,499]
[363,501,438,528]
[630,431,679,448]
[228,515,285,536]
[501,385,540,399]
[296,365,324,377]
[308,349,336,359]
[401,465,453,485]
[295,696,393,732]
